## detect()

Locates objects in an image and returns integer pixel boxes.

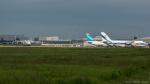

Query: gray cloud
[0,0,150,39]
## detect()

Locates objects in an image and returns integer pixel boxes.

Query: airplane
[100,32,148,47]
[14,40,31,46]
[85,33,107,47]
[131,40,148,47]
[100,32,131,47]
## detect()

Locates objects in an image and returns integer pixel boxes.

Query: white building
[39,36,59,41]
[141,37,150,43]
[94,36,103,41]
[0,35,16,41]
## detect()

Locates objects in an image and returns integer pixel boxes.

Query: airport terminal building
[38,36,83,47]
[0,35,16,44]
[0,35,29,44]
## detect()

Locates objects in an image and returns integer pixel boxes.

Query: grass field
[0,47,149,84]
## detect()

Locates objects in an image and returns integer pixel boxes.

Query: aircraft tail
[86,33,94,41]
[101,32,113,43]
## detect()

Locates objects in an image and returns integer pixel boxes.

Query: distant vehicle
[100,32,148,47]
[86,33,107,47]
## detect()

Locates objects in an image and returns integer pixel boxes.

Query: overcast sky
[0,0,150,39]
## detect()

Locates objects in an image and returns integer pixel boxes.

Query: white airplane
[15,40,31,46]
[100,32,148,47]
[86,33,107,47]
[131,40,148,47]
[100,32,131,47]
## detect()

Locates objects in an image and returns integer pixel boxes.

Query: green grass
[0,47,150,84]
